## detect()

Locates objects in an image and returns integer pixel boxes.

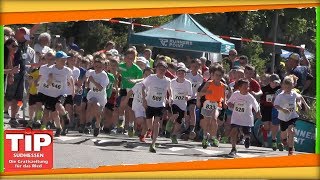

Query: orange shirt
[205,81,225,107]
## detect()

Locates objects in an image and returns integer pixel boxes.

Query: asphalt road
[3,108,307,169]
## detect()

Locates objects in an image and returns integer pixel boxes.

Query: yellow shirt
[29,69,40,95]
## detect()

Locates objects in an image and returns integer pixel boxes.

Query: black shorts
[261,107,272,122]
[187,99,197,107]
[44,95,66,112]
[231,124,251,135]
[146,106,165,119]
[64,95,74,106]
[119,89,133,108]
[170,104,185,124]
[119,89,127,97]
[280,118,297,131]
[28,94,41,106]
[74,95,82,106]
[5,74,24,101]
[105,102,115,111]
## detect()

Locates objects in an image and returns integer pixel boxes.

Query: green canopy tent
[129,14,234,54]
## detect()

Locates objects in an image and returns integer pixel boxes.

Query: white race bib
[173,92,185,101]
[287,103,295,113]
[234,102,246,113]
[151,88,164,102]
[52,80,62,90]
[203,100,218,110]
[266,94,274,102]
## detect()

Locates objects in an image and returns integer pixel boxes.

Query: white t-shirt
[65,66,80,95]
[131,82,144,111]
[142,74,170,108]
[186,72,203,99]
[46,65,72,98]
[38,64,53,95]
[170,79,192,111]
[227,91,259,127]
[274,91,300,121]
[86,70,109,99]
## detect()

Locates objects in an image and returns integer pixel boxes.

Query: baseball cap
[177,67,187,72]
[270,74,281,84]
[156,61,168,69]
[136,57,150,67]
[18,27,30,41]
[55,51,70,59]
[288,53,300,61]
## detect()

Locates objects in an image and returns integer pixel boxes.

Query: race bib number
[203,100,218,110]
[174,92,185,101]
[266,94,274,102]
[52,81,62,90]
[234,102,246,113]
[43,83,49,89]
[192,83,197,88]
[288,104,295,113]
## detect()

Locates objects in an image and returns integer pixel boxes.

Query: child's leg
[200,117,209,139]
[151,116,161,145]
[229,126,239,149]
[209,109,220,139]
[287,124,295,152]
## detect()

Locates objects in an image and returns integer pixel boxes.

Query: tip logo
[4,129,53,172]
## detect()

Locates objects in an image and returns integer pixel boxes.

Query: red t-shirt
[249,79,261,93]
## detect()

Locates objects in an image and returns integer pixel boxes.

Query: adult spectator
[285,53,314,94]
[239,55,249,67]
[226,49,240,69]
[4,26,15,42]
[5,27,36,127]
[67,36,80,51]
[143,49,154,68]
[34,32,51,63]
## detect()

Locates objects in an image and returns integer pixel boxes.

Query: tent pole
[271,11,279,74]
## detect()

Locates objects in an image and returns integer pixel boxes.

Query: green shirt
[149,58,154,68]
[119,62,143,89]
[106,72,116,98]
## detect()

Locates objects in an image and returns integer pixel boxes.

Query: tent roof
[129,14,234,53]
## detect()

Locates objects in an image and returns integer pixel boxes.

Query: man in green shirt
[118,48,143,136]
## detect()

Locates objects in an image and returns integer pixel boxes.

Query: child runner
[43,51,73,136]
[166,67,192,144]
[260,74,281,148]
[185,59,203,140]
[199,64,227,148]
[84,57,109,137]
[102,59,117,133]
[274,76,309,155]
[118,48,143,136]
[227,79,261,157]
[37,49,56,130]
[62,51,80,134]
[123,68,154,142]
[142,61,171,153]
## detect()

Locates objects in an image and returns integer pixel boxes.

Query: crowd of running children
[5,32,311,157]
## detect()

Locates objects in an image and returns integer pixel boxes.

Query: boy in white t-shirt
[166,67,192,144]
[274,76,309,155]
[227,79,261,157]
[44,51,73,137]
[123,68,153,142]
[142,61,171,153]
[83,57,109,137]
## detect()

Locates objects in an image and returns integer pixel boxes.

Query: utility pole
[271,11,279,74]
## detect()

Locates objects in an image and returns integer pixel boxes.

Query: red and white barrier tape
[106,19,303,49]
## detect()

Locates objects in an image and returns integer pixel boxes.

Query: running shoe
[40,124,47,130]
[93,127,100,137]
[244,138,250,149]
[149,144,156,153]
[189,131,197,140]
[228,148,237,158]
[61,127,68,136]
[288,150,293,156]
[202,139,209,149]
[272,142,277,151]
[211,137,220,147]
[146,129,152,138]
[139,135,146,143]
[278,143,284,151]
[78,124,85,133]
[165,121,174,133]
[55,128,62,137]
[128,126,134,137]
[9,118,20,128]
[84,126,91,134]
[4,111,10,118]
[171,135,178,144]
